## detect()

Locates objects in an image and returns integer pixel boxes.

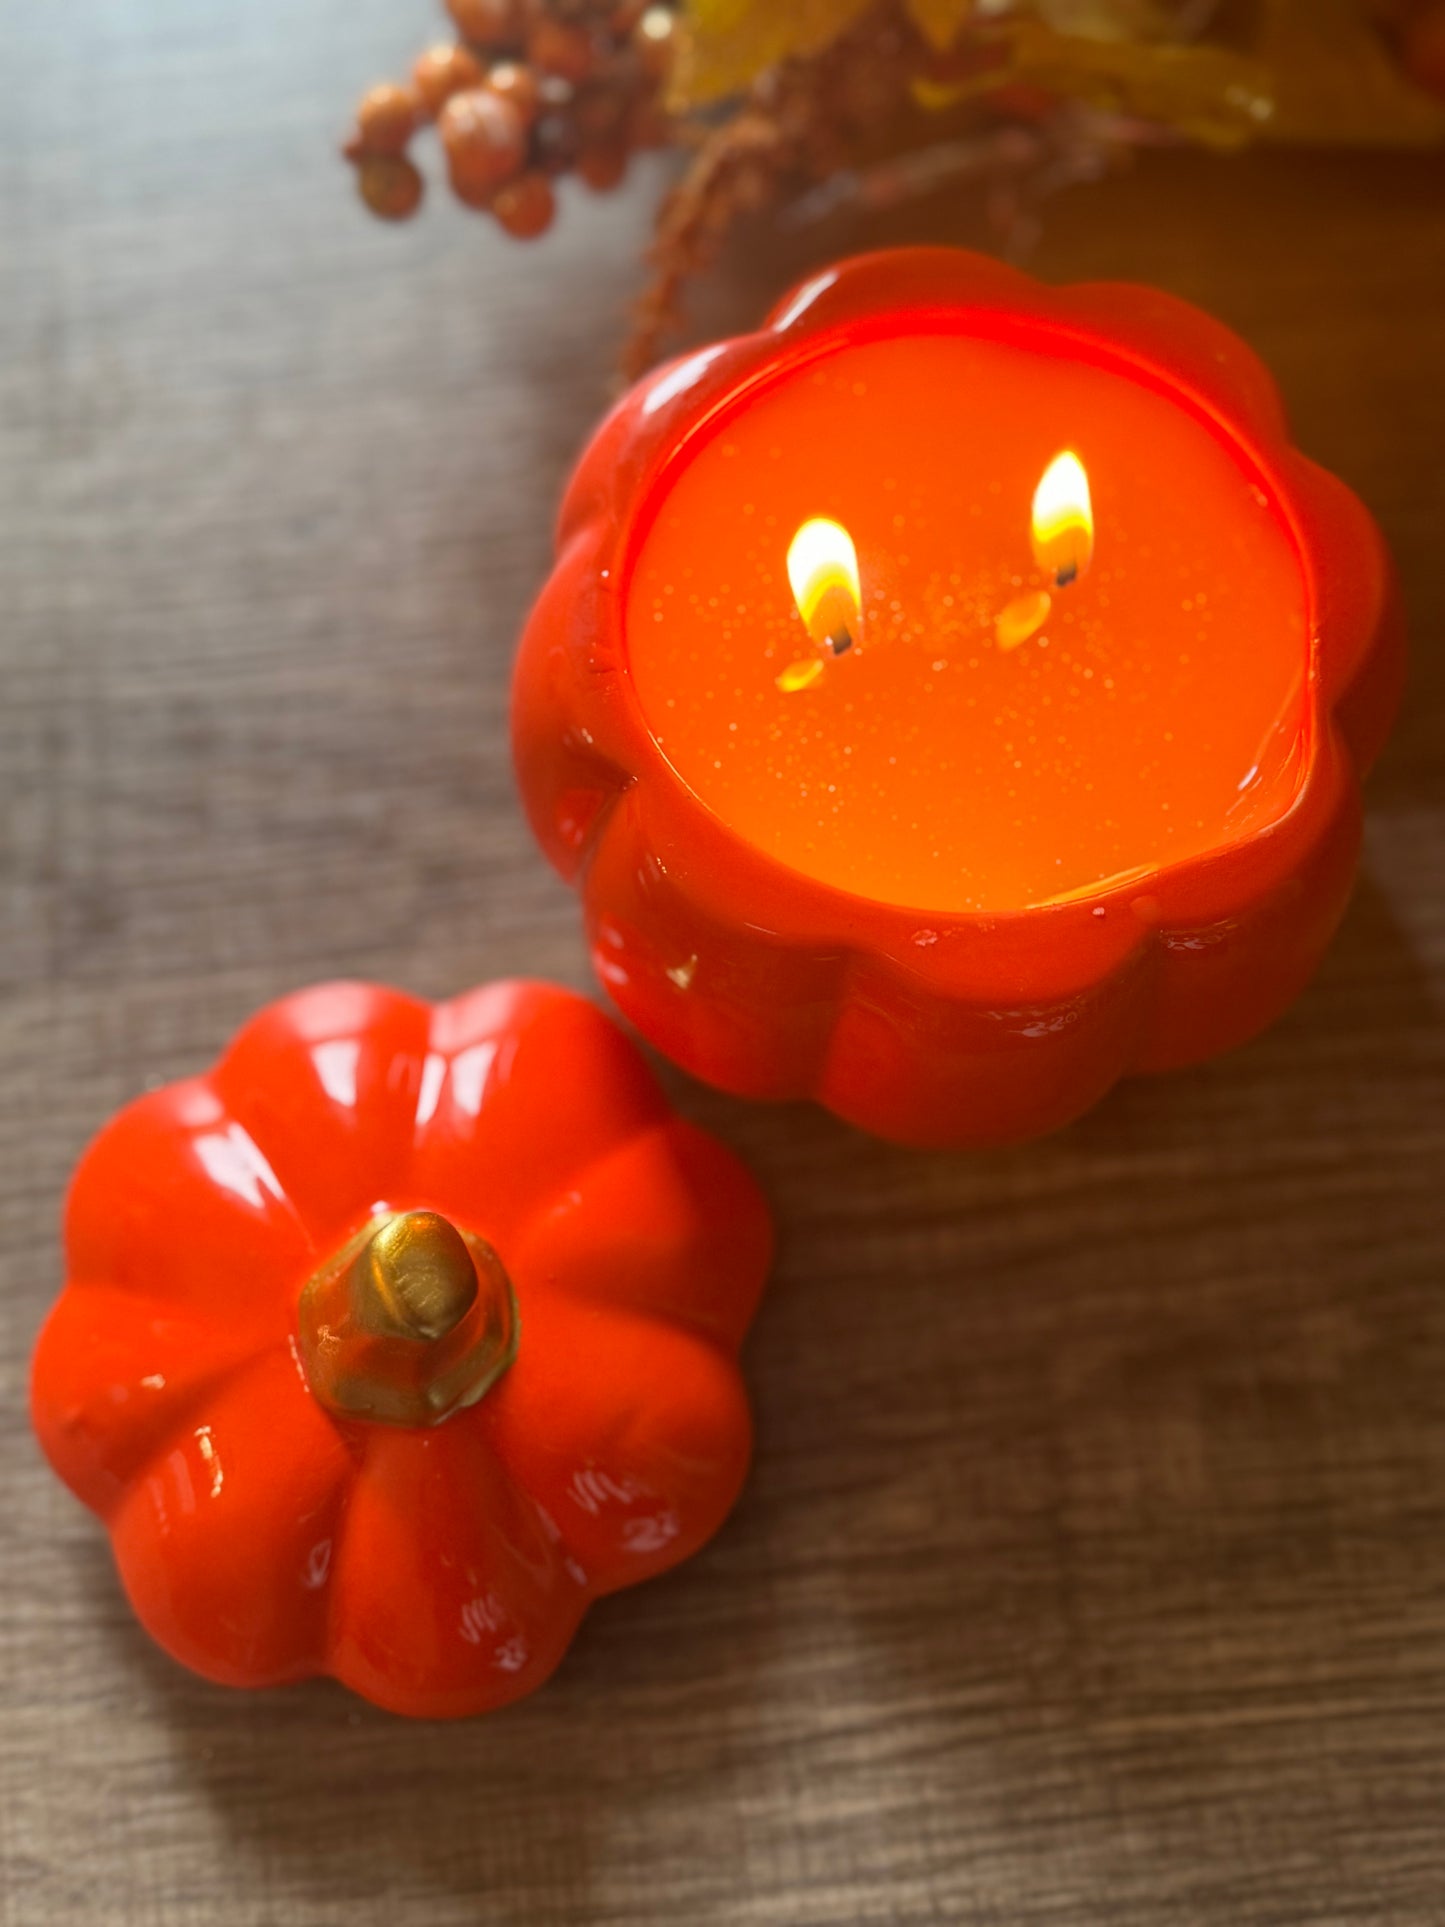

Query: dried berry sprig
[629,3,1004,377]
[343,0,680,238]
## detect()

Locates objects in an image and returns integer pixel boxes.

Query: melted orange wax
[624,331,1310,913]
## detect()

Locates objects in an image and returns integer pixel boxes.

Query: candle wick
[828,625,855,656]
[1054,562,1078,589]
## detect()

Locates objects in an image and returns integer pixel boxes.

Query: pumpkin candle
[624,335,1309,914]
[514,249,1403,1147]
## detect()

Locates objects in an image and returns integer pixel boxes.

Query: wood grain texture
[3,5,1445,1923]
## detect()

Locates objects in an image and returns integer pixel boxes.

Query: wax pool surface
[624,331,1310,913]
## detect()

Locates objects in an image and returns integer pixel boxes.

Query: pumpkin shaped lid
[31,978,773,1719]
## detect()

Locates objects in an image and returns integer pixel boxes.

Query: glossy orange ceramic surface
[513,248,1405,1147]
[30,981,772,1718]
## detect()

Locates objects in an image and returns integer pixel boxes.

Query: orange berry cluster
[345,0,677,237]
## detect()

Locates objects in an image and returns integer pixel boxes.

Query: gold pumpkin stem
[355,1212,478,1341]
[298,1210,518,1428]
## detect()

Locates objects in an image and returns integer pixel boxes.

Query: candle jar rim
[610,302,1325,920]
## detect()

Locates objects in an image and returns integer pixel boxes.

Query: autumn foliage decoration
[345,0,1445,371]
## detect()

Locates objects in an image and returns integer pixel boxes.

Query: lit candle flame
[787,517,861,655]
[1031,451,1093,587]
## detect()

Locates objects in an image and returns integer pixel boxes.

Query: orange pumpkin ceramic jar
[513,248,1404,1147]
[31,980,772,1718]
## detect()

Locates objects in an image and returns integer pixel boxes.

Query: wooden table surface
[5,5,1445,1923]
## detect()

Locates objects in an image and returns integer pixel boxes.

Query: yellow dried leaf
[993,21,1278,149]
[672,0,873,106]
[911,76,971,112]
[1036,0,1200,38]
[905,0,974,54]
[671,0,1445,146]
